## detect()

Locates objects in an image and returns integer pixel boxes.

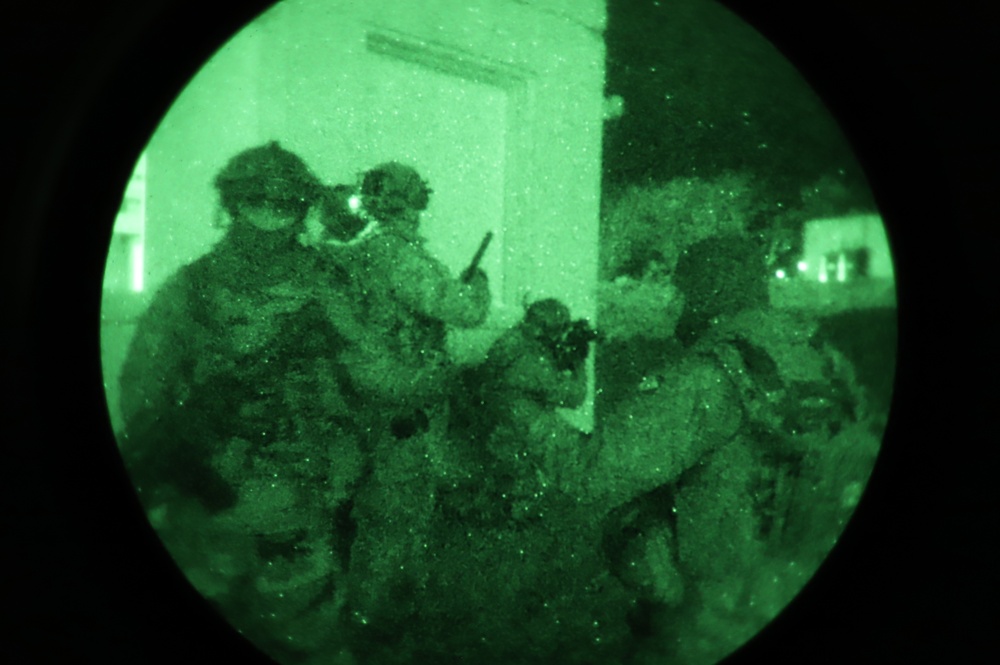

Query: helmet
[214,141,321,215]
[524,298,572,339]
[672,234,769,344]
[359,161,432,222]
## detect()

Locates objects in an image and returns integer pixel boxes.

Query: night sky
[602,0,867,206]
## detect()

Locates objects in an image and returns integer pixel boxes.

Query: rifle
[461,231,494,283]
[548,318,601,372]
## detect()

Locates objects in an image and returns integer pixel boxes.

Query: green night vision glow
[99,1,896,664]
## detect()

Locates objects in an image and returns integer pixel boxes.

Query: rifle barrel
[463,231,494,282]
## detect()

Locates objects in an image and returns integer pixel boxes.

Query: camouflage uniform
[375,302,635,665]
[473,305,591,517]
[396,300,742,665]
[336,163,492,648]
[656,306,879,665]
[336,162,491,432]
[600,234,880,665]
[118,143,362,665]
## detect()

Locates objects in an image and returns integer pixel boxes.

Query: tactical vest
[691,308,866,545]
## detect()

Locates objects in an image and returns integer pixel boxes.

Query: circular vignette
[2,1,993,664]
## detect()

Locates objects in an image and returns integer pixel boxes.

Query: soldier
[337,161,492,654]
[612,233,880,665]
[118,141,366,665]
[468,298,595,517]
[380,298,636,665]
[337,161,491,433]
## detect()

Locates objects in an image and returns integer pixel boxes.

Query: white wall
[800,214,894,280]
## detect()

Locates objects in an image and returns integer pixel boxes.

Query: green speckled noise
[100,1,895,664]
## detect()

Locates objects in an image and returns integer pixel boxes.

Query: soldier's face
[238,199,309,231]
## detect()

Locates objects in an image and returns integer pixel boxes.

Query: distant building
[797,214,894,283]
[770,214,896,312]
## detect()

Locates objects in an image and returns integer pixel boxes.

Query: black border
[2,1,997,663]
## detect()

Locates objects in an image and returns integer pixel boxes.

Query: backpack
[692,308,869,549]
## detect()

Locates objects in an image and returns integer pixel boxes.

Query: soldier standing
[118,141,365,665]
[337,161,492,655]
